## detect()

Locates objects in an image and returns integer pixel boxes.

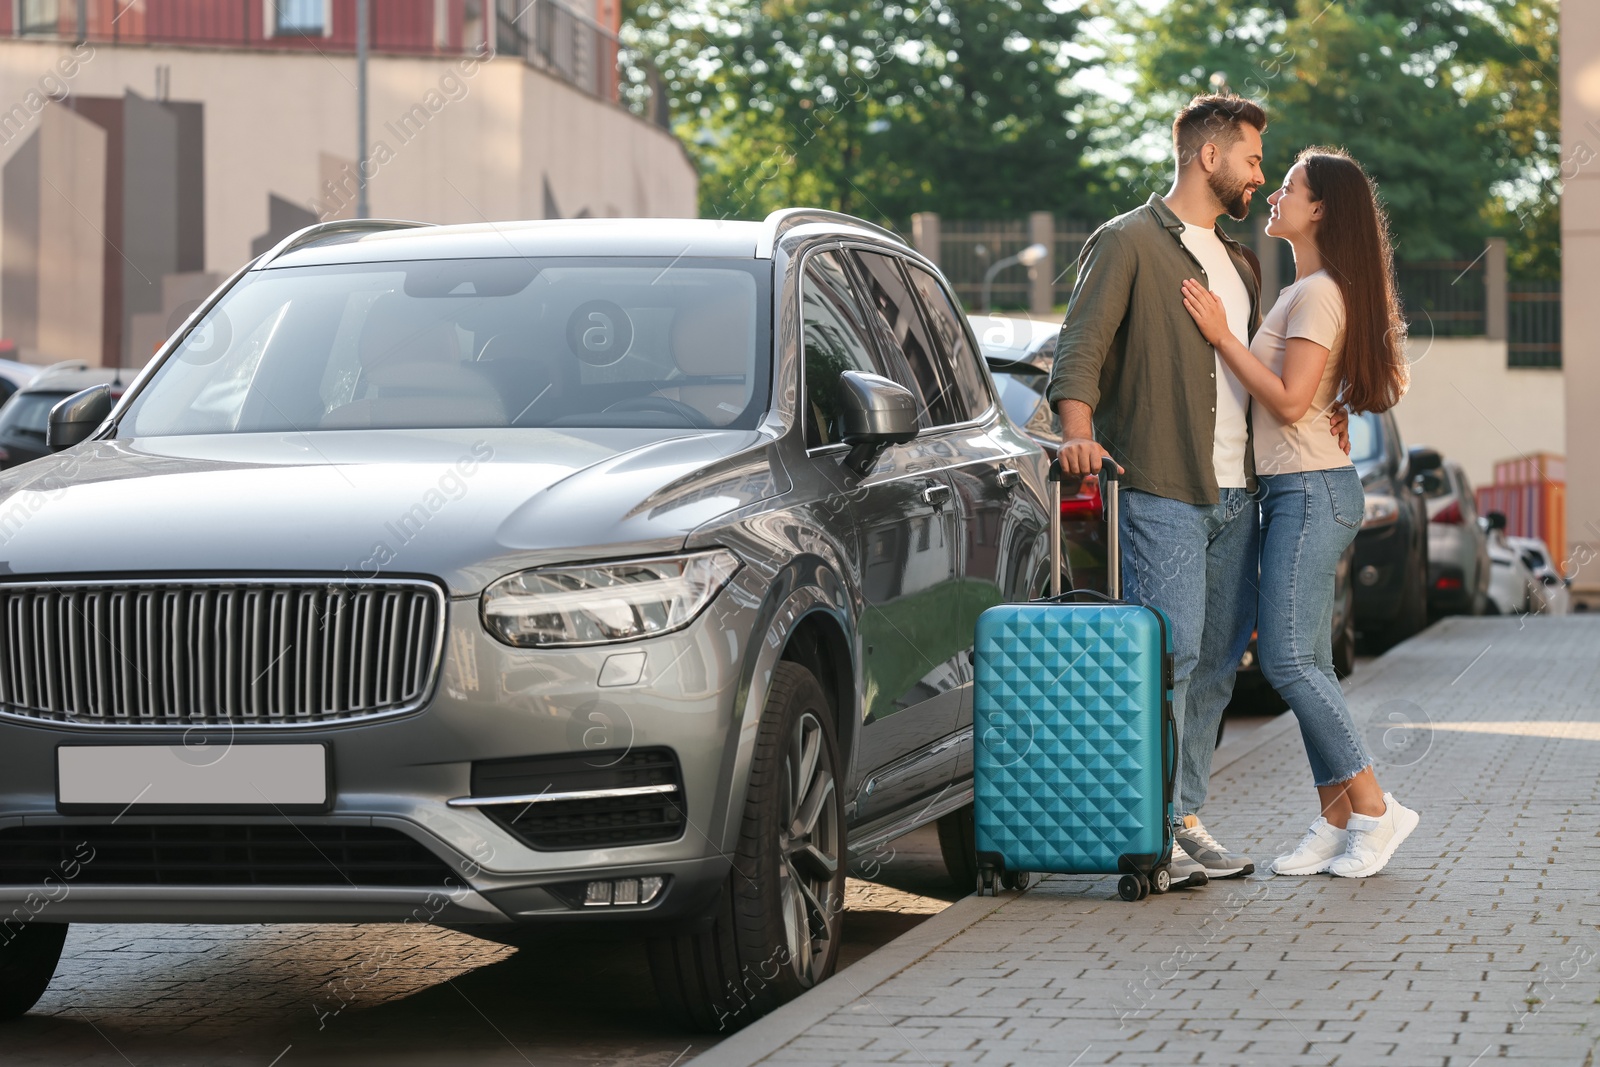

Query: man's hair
[1172,94,1267,166]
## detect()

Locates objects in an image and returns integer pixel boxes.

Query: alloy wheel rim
[776,710,840,987]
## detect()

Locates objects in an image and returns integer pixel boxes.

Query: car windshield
[0,391,72,439]
[119,257,771,436]
[1348,412,1383,465]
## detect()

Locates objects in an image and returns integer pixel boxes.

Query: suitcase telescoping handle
[1047,455,1121,600]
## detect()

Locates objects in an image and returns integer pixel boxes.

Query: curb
[689,660,1378,1066]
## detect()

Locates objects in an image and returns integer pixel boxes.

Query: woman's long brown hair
[1298,147,1409,413]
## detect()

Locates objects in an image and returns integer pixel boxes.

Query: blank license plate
[57,744,328,808]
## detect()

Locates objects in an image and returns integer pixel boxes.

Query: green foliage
[625,0,1559,273]
[1096,0,1558,270]
[625,0,1110,224]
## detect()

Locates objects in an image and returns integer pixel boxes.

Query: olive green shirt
[1047,195,1263,506]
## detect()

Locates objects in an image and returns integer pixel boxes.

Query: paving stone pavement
[0,827,960,1066]
[694,616,1600,1067]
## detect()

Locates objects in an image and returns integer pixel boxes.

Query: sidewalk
[694,616,1600,1066]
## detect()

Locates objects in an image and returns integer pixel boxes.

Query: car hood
[0,429,781,595]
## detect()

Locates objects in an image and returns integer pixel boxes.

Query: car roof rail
[758,208,904,258]
[33,359,90,381]
[256,218,433,267]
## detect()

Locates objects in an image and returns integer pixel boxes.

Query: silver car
[0,213,1051,1029]
[1423,459,1491,616]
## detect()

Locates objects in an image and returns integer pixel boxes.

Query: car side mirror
[836,371,918,476]
[1408,446,1443,474]
[1485,511,1507,532]
[47,384,113,451]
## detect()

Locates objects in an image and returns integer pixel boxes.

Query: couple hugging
[1050,94,1419,883]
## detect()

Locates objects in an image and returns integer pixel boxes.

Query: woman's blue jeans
[1257,468,1373,786]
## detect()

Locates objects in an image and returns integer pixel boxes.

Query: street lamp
[981,243,1048,312]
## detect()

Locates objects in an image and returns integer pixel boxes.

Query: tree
[625,0,1113,224]
[1469,0,1559,278]
[1099,0,1514,262]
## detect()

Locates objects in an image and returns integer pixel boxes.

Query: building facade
[1562,4,1600,595]
[0,0,695,367]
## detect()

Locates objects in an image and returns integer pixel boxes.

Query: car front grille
[0,824,459,887]
[469,748,687,851]
[0,579,444,726]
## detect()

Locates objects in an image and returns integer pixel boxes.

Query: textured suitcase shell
[973,600,1171,875]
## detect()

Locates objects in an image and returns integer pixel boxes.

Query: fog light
[1358,565,1380,587]
[1239,649,1255,669]
[580,875,667,907]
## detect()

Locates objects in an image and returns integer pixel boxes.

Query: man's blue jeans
[1120,487,1259,818]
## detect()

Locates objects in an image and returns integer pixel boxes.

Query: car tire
[0,922,67,1021]
[1376,553,1429,650]
[935,804,979,894]
[648,662,846,1033]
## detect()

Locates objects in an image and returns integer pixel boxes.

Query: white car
[1483,517,1536,615]
[1508,536,1571,616]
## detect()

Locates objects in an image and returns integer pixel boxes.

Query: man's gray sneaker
[1168,841,1209,888]
[1176,815,1254,877]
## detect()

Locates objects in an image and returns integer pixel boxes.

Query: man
[1048,95,1271,886]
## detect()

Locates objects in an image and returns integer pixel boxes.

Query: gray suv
[0,211,1050,1030]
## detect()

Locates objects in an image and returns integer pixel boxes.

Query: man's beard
[1210,170,1253,220]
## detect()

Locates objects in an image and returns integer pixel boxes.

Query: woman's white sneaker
[1328,794,1420,878]
[1271,817,1348,876]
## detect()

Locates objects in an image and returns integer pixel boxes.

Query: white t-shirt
[1178,223,1252,489]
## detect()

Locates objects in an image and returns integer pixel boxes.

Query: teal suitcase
[973,459,1177,901]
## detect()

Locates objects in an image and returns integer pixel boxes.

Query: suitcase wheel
[1150,866,1172,895]
[1001,870,1034,892]
[979,865,999,897]
[1117,874,1146,902]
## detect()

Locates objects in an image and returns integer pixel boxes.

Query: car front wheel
[649,662,845,1033]
[0,922,67,1021]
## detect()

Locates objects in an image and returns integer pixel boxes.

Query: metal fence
[1509,281,1562,368]
[1396,259,1487,337]
[932,218,1097,312]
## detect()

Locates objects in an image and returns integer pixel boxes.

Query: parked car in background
[0,359,40,407]
[0,212,1054,1031]
[1484,513,1537,615]
[1508,535,1570,615]
[1423,459,1491,616]
[968,312,1108,595]
[0,365,134,470]
[1348,410,1436,649]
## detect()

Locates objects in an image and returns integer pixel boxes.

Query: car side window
[903,263,992,420]
[801,249,884,448]
[848,250,966,428]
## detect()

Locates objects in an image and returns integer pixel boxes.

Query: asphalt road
[3,713,1291,1067]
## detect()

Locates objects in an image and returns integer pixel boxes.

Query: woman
[1180,147,1418,878]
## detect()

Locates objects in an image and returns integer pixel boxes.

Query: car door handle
[996,467,1020,489]
[921,482,951,507]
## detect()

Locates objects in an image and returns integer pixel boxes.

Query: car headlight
[1362,495,1400,528]
[482,549,741,648]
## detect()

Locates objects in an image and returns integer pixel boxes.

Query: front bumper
[0,588,756,927]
